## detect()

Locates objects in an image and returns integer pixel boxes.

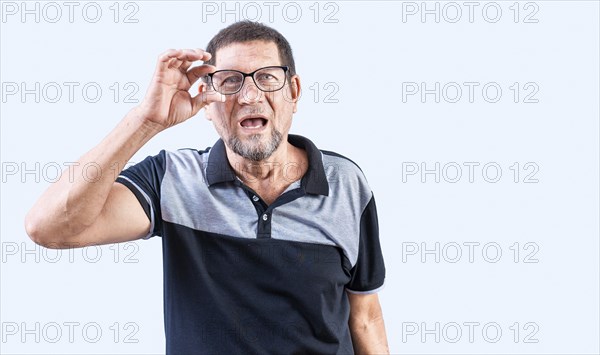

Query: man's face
[203,40,300,161]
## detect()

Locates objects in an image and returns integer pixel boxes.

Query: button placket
[257,211,271,238]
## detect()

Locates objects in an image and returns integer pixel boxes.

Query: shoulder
[157,147,217,183]
[165,147,211,164]
[131,147,210,166]
[320,149,368,183]
[134,143,214,171]
[320,149,373,206]
[321,150,364,173]
[127,146,213,178]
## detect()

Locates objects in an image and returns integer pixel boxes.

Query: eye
[222,75,242,84]
[257,73,275,80]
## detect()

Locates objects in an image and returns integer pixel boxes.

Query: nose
[237,76,263,105]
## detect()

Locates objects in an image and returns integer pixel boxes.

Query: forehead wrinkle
[215,41,281,72]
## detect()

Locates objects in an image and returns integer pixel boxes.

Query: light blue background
[1,1,599,354]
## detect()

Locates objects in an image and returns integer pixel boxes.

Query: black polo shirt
[116,134,386,354]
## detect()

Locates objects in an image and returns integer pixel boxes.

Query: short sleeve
[346,193,386,294]
[115,150,166,239]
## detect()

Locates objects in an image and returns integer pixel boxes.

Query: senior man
[25,21,388,354]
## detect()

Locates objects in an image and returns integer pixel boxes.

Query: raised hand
[138,48,224,130]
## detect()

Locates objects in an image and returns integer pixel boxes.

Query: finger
[157,48,212,71]
[186,64,217,85]
[158,48,211,63]
[180,60,192,71]
[169,57,184,70]
[179,49,207,71]
[157,49,177,71]
[168,51,196,70]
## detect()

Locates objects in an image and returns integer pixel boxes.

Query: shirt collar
[205,134,329,196]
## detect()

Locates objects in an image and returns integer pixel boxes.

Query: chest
[160,169,362,266]
[247,182,294,205]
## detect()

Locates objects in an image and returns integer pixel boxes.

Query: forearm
[25,107,162,243]
[349,312,389,354]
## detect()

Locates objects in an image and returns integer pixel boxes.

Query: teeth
[240,117,266,129]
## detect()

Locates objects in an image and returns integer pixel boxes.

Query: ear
[289,74,301,113]
[198,82,213,121]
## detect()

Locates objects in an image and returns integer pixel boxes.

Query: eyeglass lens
[211,67,286,94]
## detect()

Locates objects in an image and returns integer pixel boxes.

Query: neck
[225,136,305,185]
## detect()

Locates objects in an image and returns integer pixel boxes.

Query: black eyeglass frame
[205,65,290,95]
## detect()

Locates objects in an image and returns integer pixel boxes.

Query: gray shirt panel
[158,148,373,267]
[161,149,258,239]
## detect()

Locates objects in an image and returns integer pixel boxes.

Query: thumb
[191,88,225,114]
[186,64,217,86]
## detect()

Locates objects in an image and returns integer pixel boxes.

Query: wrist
[126,106,166,136]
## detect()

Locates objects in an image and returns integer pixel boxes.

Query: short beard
[228,128,283,162]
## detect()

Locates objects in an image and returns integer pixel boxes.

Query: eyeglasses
[205,66,289,95]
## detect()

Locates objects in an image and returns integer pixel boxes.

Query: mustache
[237,106,265,116]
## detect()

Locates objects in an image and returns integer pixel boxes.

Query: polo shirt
[116,134,386,354]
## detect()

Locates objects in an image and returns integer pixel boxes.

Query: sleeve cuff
[116,175,156,240]
[345,281,386,295]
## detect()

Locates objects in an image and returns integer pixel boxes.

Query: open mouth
[240,117,268,129]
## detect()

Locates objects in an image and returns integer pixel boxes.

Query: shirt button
[252,195,259,202]
[262,213,268,221]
